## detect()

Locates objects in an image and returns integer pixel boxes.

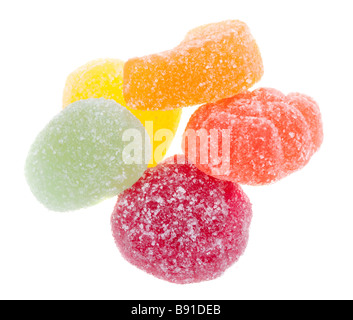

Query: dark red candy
[111,157,253,284]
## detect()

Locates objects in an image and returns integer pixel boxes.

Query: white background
[0,0,352,300]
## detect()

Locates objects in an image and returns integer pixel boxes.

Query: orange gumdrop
[124,20,264,111]
[183,88,323,185]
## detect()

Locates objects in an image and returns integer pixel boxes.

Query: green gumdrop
[25,98,151,212]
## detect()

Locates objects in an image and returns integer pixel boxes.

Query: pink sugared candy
[183,88,324,185]
[111,156,252,284]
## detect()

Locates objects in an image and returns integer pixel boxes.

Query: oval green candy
[25,98,151,212]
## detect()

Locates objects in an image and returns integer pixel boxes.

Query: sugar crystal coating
[25,98,151,211]
[111,156,253,284]
[124,20,264,111]
[183,88,323,185]
[63,59,182,166]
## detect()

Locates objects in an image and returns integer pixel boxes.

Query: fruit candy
[111,156,252,284]
[124,20,264,111]
[183,88,323,185]
[25,98,151,212]
[63,59,182,166]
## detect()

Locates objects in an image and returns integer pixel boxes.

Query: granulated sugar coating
[183,88,323,185]
[25,98,151,212]
[63,59,182,167]
[111,156,252,284]
[123,20,263,111]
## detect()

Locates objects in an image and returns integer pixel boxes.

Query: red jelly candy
[111,157,252,284]
[183,88,323,185]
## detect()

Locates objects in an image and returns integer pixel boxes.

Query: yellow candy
[63,59,182,167]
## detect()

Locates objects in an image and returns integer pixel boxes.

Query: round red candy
[111,157,253,284]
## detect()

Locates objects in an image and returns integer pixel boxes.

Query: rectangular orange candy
[123,20,264,111]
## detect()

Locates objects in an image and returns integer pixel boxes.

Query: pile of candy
[25,20,323,284]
